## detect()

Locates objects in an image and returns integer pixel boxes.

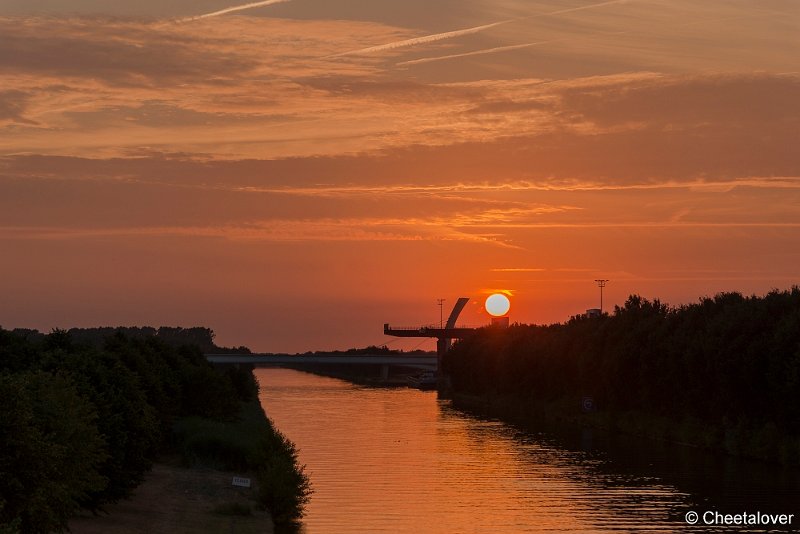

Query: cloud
[0,214,523,248]
[456,222,800,229]
[560,73,800,128]
[2,22,798,183]
[0,90,36,125]
[5,148,799,255]
[0,17,258,86]
[491,268,546,272]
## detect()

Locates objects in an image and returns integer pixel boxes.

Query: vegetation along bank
[444,289,800,465]
[0,327,310,533]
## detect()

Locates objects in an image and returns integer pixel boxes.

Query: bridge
[382,325,480,340]
[207,297,481,379]
[206,353,436,369]
[206,353,437,380]
[384,297,479,365]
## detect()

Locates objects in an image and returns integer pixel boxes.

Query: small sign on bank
[232,476,252,488]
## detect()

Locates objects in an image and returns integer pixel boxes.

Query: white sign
[232,476,252,488]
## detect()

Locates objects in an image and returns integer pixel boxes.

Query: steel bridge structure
[383,297,479,367]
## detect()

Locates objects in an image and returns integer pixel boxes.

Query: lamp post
[436,298,445,329]
[595,280,609,314]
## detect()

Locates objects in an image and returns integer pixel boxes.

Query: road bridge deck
[206,353,437,369]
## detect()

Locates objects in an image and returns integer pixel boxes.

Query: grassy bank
[70,398,310,533]
[69,462,273,534]
[173,400,311,526]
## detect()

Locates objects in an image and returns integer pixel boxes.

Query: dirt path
[70,463,273,534]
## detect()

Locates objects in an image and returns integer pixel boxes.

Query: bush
[173,416,254,471]
[0,372,107,533]
[254,426,312,525]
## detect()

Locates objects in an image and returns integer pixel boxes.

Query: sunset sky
[1,0,798,352]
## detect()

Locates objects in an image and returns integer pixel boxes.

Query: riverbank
[173,399,312,526]
[0,329,310,532]
[69,398,310,533]
[66,397,309,534]
[69,462,273,534]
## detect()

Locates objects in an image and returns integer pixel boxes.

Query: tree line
[9,326,251,354]
[444,288,800,464]
[0,327,307,533]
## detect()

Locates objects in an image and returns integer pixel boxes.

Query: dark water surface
[256,368,799,533]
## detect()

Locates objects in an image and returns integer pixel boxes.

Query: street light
[436,298,446,329]
[595,280,609,314]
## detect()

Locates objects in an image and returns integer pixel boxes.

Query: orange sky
[1,0,799,352]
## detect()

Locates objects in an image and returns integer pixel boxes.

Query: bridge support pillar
[436,338,450,374]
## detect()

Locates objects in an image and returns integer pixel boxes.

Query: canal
[256,368,799,533]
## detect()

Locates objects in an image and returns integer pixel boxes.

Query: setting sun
[485,294,511,317]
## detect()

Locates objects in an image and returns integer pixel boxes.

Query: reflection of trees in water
[446,393,800,527]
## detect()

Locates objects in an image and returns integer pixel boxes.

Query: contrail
[178,0,292,22]
[327,19,515,58]
[397,39,563,67]
[545,0,631,17]
[398,28,629,67]
[327,0,632,58]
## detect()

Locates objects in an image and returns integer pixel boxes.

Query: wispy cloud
[177,0,292,22]
[490,267,600,273]
[0,212,531,247]
[490,268,546,272]
[459,222,800,229]
[3,9,797,167]
[226,177,800,196]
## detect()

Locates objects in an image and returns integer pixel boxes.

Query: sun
[485,293,511,317]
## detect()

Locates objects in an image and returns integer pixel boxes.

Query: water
[256,368,800,533]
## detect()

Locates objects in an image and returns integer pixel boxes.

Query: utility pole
[436,298,446,329]
[595,280,609,314]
